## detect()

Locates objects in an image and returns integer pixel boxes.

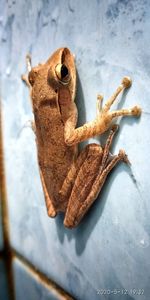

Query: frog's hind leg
[60,126,118,211]
[64,127,129,228]
[59,144,103,203]
[64,124,118,188]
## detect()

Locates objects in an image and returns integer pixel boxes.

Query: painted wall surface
[1,0,150,299]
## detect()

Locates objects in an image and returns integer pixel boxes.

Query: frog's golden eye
[55,63,70,84]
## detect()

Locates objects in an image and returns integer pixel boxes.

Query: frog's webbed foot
[63,126,129,228]
[21,54,32,88]
[99,76,141,121]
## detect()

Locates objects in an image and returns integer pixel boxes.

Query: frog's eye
[55,63,70,84]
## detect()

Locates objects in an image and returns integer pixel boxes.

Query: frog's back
[28,47,77,211]
[34,98,77,210]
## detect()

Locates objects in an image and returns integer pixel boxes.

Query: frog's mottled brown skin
[22,47,141,228]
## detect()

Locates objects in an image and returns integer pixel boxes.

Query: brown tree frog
[22,48,141,228]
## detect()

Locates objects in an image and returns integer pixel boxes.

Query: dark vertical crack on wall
[0,101,15,300]
[12,248,75,300]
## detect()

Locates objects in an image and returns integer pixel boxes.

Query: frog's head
[28,48,76,104]
[47,47,76,101]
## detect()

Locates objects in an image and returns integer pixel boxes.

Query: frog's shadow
[55,76,141,255]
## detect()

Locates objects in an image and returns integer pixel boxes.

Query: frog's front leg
[21,54,36,134]
[64,77,141,146]
[21,54,32,88]
[63,126,128,228]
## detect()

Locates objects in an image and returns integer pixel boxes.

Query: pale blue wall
[1,0,150,299]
